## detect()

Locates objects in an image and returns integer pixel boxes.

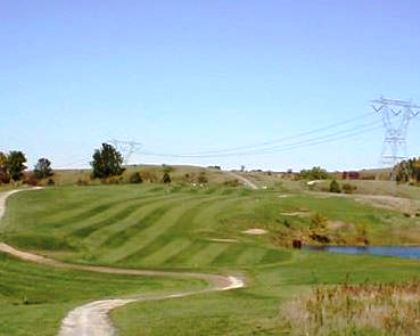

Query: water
[306,246,420,260]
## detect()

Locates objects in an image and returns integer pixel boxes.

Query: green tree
[329,179,341,193]
[0,152,9,183]
[91,143,124,179]
[7,151,27,181]
[162,172,171,184]
[34,158,53,179]
[300,166,330,180]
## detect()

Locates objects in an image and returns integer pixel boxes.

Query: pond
[305,246,420,260]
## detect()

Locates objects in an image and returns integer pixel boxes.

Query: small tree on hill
[162,172,171,184]
[329,179,341,193]
[91,143,124,179]
[7,151,27,181]
[34,158,53,179]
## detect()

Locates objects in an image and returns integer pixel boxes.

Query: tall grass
[282,280,420,336]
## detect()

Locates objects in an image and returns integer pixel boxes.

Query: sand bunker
[242,228,267,235]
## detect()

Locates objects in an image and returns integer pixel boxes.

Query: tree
[300,166,330,180]
[34,158,53,179]
[7,151,27,181]
[0,152,9,183]
[162,172,171,184]
[91,143,124,179]
[329,179,341,193]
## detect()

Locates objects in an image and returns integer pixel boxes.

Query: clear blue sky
[1,0,419,171]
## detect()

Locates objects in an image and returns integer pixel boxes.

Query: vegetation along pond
[306,246,420,260]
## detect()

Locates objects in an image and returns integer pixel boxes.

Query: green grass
[0,253,203,336]
[1,185,420,335]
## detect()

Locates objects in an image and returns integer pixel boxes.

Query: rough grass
[282,280,420,336]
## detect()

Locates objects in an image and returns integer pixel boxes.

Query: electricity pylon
[109,139,142,165]
[371,97,419,167]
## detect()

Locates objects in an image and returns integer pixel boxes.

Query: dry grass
[282,280,420,336]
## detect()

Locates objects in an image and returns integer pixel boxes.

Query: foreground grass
[283,280,420,336]
[112,252,420,335]
[0,253,203,336]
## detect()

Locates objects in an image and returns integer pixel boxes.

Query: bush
[162,172,171,184]
[197,172,208,184]
[223,179,240,187]
[329,179,341,193]
[141,170,158,183]
[47,178,55,186]
[24,174,40,186]
[342,183,357,194]
[129,172,143,184]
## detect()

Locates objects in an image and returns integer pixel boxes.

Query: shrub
[342,183,357,194]
[223,179,240,187]
[162,172,171,184]
[197,172,208,184]
[129,172,143,184]
[329,179,341,193]
[24,174,40,186]
[47,178,55,186]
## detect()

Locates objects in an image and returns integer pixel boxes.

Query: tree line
[395,157,420,183]
[0,151,52,184]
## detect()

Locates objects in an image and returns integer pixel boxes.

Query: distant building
[342,171,360,180]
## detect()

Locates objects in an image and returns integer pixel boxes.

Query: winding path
[225,171,259,190]
[0,188,245,336]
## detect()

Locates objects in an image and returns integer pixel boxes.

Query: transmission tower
[371,97,419,167]
[109,139,142,165]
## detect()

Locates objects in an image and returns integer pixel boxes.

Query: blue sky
[1,0,419,171]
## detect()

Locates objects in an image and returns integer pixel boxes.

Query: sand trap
[242,228,267,235]
[280,212,307,216]
[278,194,290,198]
[207,238,238,243]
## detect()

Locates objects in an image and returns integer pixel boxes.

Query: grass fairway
[1,185,420,335]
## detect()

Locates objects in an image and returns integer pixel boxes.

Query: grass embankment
[0,253,203,336]
[1,185,420,335]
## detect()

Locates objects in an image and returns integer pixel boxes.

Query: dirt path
[0,189,245,336]
[225,171,259,190]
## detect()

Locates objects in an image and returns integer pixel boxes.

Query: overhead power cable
[180,111,377,155]
[138,119,381,158]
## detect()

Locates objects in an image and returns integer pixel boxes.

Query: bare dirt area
[0,189,245,336]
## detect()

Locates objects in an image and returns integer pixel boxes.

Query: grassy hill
[1,184,420,335]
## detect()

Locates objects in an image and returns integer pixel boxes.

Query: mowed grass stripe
[85,195,194,249]
[103,196,213,264]
[191,196,250,233]
[184,242,230,267]
[162,241,208,266]
[211,244,245,266]
[69,194,173,238]
[120,196,226,265]
[137,238,193,267]
[235,247,268,265]
[43,195,142,229]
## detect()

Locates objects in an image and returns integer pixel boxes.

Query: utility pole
[371,97,419,168]
[109,139,142,165]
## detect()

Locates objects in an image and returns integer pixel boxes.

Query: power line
[176,111,377,155]
[138,120,381,158]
